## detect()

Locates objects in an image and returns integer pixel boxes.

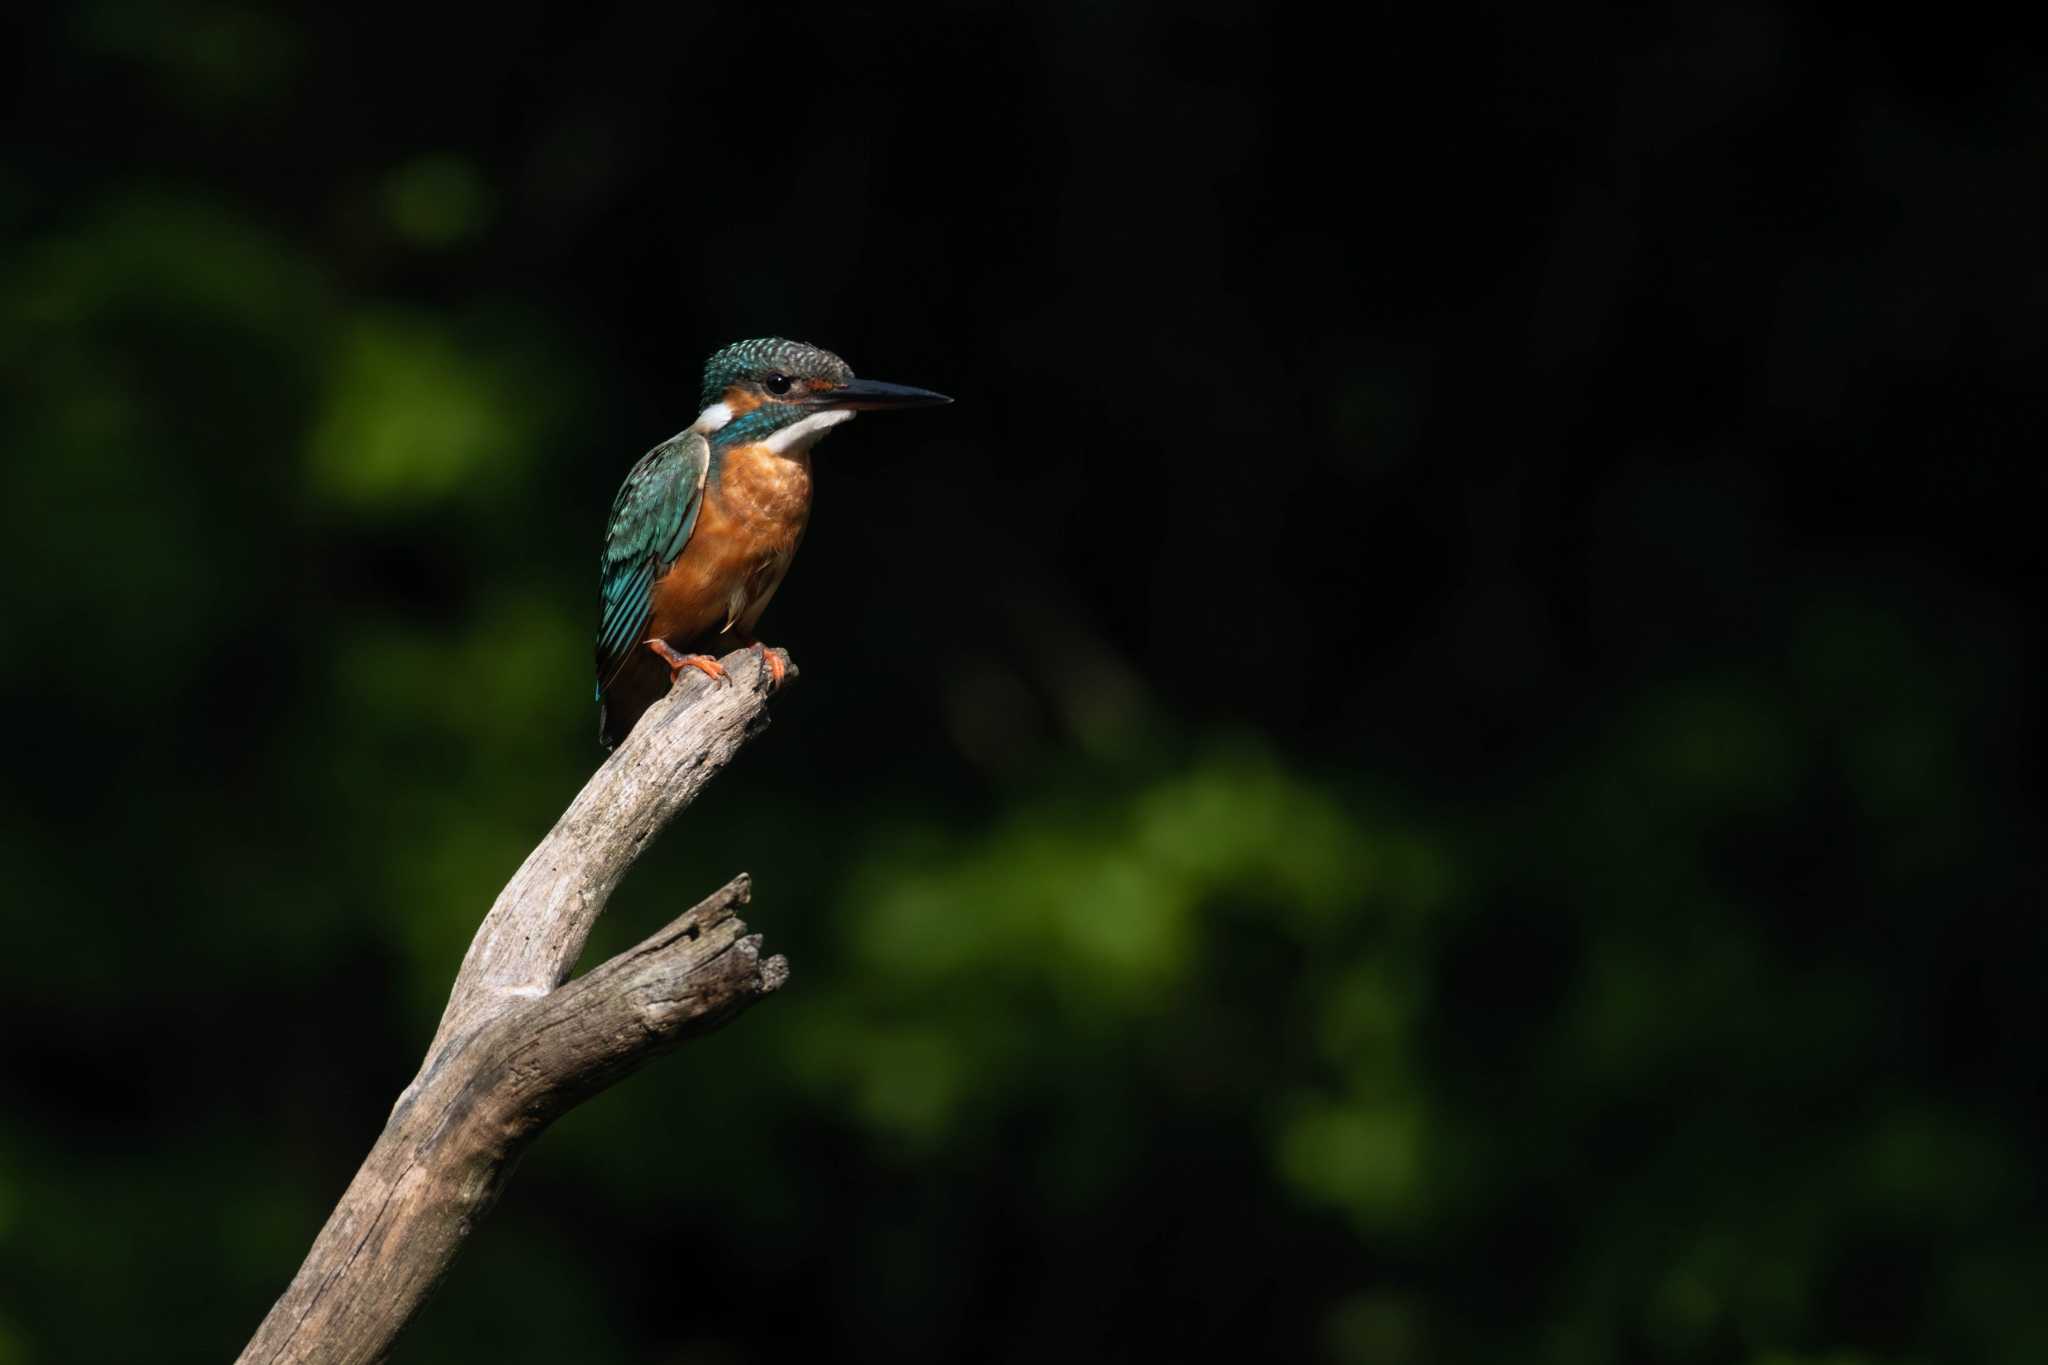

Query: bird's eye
[764,372,793,395]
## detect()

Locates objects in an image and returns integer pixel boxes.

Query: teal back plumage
[594,430,709,702]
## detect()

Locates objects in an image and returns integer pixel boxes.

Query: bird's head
[690,337,950,453]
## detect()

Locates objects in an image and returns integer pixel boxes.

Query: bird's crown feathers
[700,337,853,408]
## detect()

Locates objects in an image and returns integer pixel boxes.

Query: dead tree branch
[236,646,795,1365]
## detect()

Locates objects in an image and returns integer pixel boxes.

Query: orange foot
[749,641,788,691]
[644,639,727,686]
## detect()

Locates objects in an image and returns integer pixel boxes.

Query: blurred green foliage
[4,4,2045,1364]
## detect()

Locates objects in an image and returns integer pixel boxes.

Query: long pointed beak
[807,377,952,411]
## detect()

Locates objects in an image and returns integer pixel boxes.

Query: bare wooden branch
[237,646,795,1365]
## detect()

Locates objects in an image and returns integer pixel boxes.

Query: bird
[595,337,950,749]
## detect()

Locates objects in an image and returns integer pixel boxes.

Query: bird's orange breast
[646,442,814,646]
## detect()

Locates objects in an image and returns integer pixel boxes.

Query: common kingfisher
[595,337,950,748]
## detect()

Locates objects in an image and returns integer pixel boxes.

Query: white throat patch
[762,407,855,455]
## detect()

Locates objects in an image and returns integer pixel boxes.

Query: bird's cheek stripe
[721,387,766,416]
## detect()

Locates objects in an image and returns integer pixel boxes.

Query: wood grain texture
[236,646,795,1365]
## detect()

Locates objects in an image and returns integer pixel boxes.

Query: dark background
[2,2,2043,1362]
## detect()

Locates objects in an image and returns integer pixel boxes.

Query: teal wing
[595,430,710,696]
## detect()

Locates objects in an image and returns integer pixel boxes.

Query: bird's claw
[750,641,788,692]
[644,639,728,687]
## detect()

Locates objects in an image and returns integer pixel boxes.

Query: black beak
[807,377,952,411]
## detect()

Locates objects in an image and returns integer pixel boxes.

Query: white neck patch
[690,401,734,434]
[762,407,855,455]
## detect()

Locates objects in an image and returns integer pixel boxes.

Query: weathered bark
[237,646,794,1365]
